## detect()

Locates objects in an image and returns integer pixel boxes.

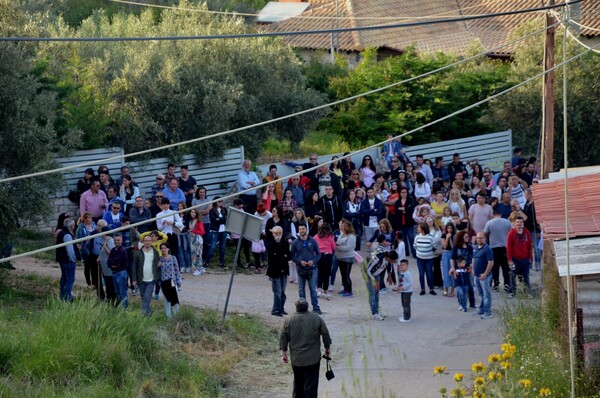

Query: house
[532,168,600,374]
[260,0,599,67]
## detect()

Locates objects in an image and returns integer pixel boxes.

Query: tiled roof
[263,0,559,54]
[531,173,600,240]
[580,0,600,36]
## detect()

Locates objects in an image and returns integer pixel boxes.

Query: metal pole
[562,3,576,396]
[221,215,248,327]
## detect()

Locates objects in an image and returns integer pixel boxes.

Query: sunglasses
[112,207,121,210]
[392,160,398,163]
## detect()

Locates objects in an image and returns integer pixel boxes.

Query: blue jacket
[359,197,384,226]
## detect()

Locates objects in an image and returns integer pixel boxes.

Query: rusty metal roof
[262,0,559,54]
[532,173,600,240]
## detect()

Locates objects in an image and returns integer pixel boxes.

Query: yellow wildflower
[454,373,464,382]
[495,372,503,381]
[501,343,517,355]
[487,371,496,381]
[501,361,511,370]
[539,387,551,397]
[519,379,532,388]
[474,376,486,386]
[488,353,501,363]
[434,366,447,375]
[471,362,486,373]
[474,392,486,398]
[502,352,513,360]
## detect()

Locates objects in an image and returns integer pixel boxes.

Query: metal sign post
[221,207,262,327]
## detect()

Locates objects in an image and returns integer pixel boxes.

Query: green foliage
[318,46,510,147]
[0,3,69,246]
[33,3,325,162]
[302,55,349,100]
[0,271,278,397]
[482,21,600,168]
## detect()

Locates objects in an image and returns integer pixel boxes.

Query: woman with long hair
[261,184,278,212]
[347,169,364,191]
[441,222,456,297]
[425,215,443,289]
[176,202,192,273]
[266,206,289,245]
[280,188,297,221]
[343,189,363,250]
[359,155,377,189]
[206,197,228,269]
[414,221,437,296]
[159,242,181,318]
[414,172,431,201]
[335,219,357,297]
[119,174,140,214]
[451,230,476,309]
[447,188,466,219]
[313,223,336,299]
[76,212,96,289]
[394,187,415,256]
[385,179,400,226]
[304,191,321,222]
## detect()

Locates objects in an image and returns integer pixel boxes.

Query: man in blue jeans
[55,218,79,302]
[472,232,494,319]
[291,225,321,314]
[108,234,130,309]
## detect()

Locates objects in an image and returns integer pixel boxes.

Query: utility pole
[541,0,557,179]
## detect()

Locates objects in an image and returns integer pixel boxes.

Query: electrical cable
[0,21,560,184]
[0,1,577,42]
[107,0,490,21]
[2,33,598,264]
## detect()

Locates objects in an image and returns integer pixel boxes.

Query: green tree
[482,21,600,168]
[38,4,325,161]
[0,2,67,253]
[318,46,510,147]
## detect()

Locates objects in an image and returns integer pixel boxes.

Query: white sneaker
[329,284,335,291]
[317,291,322,297]
[193,270,201,276]
[380,288,390,295]
[380,311,388,318]
[323,293,332,299]
[398,317,412,323]
[372,313,385,321]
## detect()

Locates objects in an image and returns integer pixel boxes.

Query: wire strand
[0,21,560,184]
[0,1,576,42]
[1,32,597,264]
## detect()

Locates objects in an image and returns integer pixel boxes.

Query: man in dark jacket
[318,185,342,226]
[266,226,291,317]
[280,298,332,398]
[132,235,161,315]
[108,234,129,308]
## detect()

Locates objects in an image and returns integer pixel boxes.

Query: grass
[0,269,283,397]
[497,293,600,398]
[12,229,56,261]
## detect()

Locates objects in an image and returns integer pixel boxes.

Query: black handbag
[323,355,335,381]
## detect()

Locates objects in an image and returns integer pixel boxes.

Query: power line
[0,1,576,42]
[1,31,598,264]
[0,21,559,184]
[108,0,487,21]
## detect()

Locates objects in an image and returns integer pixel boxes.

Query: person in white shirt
[156,198,184,261]
[237,159,261,214]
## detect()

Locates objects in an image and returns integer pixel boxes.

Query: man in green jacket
[280,298,332,397]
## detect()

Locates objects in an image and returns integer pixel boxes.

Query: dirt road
[13,253,517,398]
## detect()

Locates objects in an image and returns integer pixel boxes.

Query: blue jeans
[456,285,468,311]
[474,273,492,315]
[297,267,320,312]
[530,230,541,267]
[442,250,454,288]
[138,281,155,315]
[511,258,531,294]
[177,233,191,270]
[416,257,434,291]
[400,225,415,256]
[329,255,338,286]
[113,270,129,309]
[270,275,287,314]
[364,276,379,315]
[59,261,76,302]
[207,231,227,266]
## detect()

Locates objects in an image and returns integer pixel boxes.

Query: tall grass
[0,271,279,397]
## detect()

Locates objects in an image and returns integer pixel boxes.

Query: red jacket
[506,228,533,262]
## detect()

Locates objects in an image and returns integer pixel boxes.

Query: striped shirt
[414,234,437,260]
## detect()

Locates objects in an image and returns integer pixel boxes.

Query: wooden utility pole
[541,1,557,179]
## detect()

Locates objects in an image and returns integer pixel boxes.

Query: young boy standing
[396,259,413,323]
[453,256,470,312]
[362,251,399,321]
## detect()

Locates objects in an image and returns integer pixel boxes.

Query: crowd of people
[56,143,540,323]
